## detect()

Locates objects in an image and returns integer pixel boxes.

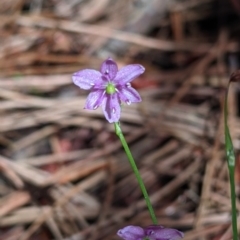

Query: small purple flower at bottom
[72,58,144,123]
[117,225,184,240]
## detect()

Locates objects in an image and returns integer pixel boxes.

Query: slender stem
[114,122,158,225]
[228,165,238,239]
[224,83,238,239]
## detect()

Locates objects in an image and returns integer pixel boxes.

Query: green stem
[228,165,238,240]
[224,83,238,239]
[114,122,158,225]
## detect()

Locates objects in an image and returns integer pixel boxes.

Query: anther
[126,100,131,105]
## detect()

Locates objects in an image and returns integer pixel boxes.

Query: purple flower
[117,225,184,240]
[72,58,144,123]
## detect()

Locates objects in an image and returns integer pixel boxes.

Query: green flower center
[106,83,116,94]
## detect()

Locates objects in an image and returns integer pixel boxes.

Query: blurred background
[0,0,240,239]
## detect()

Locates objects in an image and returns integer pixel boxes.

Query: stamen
[126,83,131,87]
[93,105,98,110]
[126,100,131,105]
[90,83,95,86]
[105,69,109,74]
[112,107,116,113]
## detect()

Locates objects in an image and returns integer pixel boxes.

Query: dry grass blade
[0,191,31,217]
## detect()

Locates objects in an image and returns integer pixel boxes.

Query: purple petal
[117,85,142,104]
[117,226,145,240]
[100,58,118,80]
[144,225,164,233]
[72,69,104,90]
[84,90,105,110]
[101,93,121,123]
[145,226,184,240]
[113,64,145,85]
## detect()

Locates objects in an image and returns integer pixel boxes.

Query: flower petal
[101,93,121,123]
[100,58,118,80]
[113,64,145,85]
[72,69,103,90]
[117,226,145,240]
[145,226,184,240]
[117,85,142,104]
[144,225,164,233]
[84,90,105,110]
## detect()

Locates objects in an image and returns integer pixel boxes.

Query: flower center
[106,83,116,94]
